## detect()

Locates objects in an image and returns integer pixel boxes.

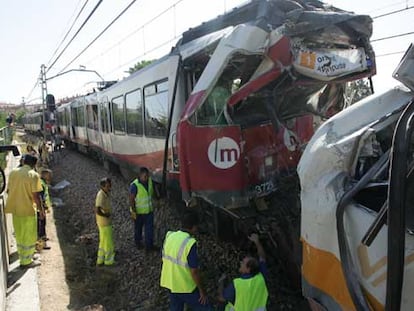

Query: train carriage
[23,111,43,133]
[96,55,180,182]
[56,102,71,141]
[35,0,375,234]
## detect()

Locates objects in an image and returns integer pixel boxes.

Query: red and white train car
[39,0,375,219]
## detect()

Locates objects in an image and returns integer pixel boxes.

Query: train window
[64,109,70,127]
[75,103,85,127]
[71,108,77,127]
[194,53,263,126]
[144,85,156,96]
[144,80,169,137]
[100,97,110,133]
[112,96,126,134]
[86,104,99,130]
[126,89,143,135]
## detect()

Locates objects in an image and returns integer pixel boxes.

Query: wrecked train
[25,0,375,235]
[299,43,414,310]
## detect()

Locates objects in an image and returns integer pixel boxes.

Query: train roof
[177,0,354,45]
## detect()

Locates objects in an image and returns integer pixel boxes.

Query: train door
[85,94,100,148]
[164,64,194,191]
[70,102,77,141]
[99,96,113,155]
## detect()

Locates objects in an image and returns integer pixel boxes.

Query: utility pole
[40,64,48,136]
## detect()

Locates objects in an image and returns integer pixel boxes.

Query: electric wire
[46,0,104,74]
[29,0,413,102]
[371,31,414,42]
[83,0,185,67]
[46,0,89,68]
[26,78,40,102]
[58,0,137,75]
[366,0,412,14]
[376,51,406,57]
[103,36,178,76]
[373,5,414,19]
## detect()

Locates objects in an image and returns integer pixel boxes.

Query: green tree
[128,59,156,74]
[14,109,26,125]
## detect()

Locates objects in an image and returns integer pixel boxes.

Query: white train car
[56,102,71,140]
[23,111,43,133]
[69,97,88,152]
[96,53,185,182]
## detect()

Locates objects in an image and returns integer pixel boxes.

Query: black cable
[58,0,138,74]
[83,0,184,68]
[386,99,414,310]
[46,0,89,68]
[373,5,414,19]
[371,31,414,42]
[376,51,405,57]
[103,37,177,76]
[47,0,104,74]
[26,77,40,102]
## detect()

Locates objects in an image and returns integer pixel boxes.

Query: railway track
[34,142,308,310]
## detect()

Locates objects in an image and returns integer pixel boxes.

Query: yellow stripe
[302,239,384,311]
[302,239,355,310]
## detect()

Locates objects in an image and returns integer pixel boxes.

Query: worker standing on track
[218,233,269,310]
[95,177,115,266]
[129,167,157,251]
[5,154,43,268]
[160,210,212,311]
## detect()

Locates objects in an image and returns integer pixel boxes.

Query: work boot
[20,260,41,269]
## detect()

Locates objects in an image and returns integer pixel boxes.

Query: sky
[0,0,413,105]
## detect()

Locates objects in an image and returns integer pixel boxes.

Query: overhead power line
[103,36,178,76]
[58,0,138,74]
[47,0,104,74]
[373,5,414,19]
[26,78,40,102]
[371,31,414,42]
[376,51,405,57]
[46,0,89,68]
[366,0,410,14]
[84,0,185,66]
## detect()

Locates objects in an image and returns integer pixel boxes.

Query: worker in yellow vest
[218,233,269,310]
[5,154,43,268]
[160,210,213,311]
[129,167,157,251]
[95,177,115,266]
[37,168,53,250]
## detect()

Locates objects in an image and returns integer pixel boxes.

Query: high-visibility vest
[131,178,153,214]
[160,230,197,293]
[225,273,268,311]
[41,179,52,209]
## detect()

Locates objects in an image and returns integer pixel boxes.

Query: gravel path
[39,147,309,311]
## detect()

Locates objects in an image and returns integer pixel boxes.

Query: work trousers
[13,215,37,266]
[170,289,213,311]
[97,225,115,265]
[134,212,153,248]
[37,211,46,239]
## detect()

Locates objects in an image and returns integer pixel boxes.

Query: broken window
[193,53,263,126]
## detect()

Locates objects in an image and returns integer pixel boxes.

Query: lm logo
[208,137,240,169]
